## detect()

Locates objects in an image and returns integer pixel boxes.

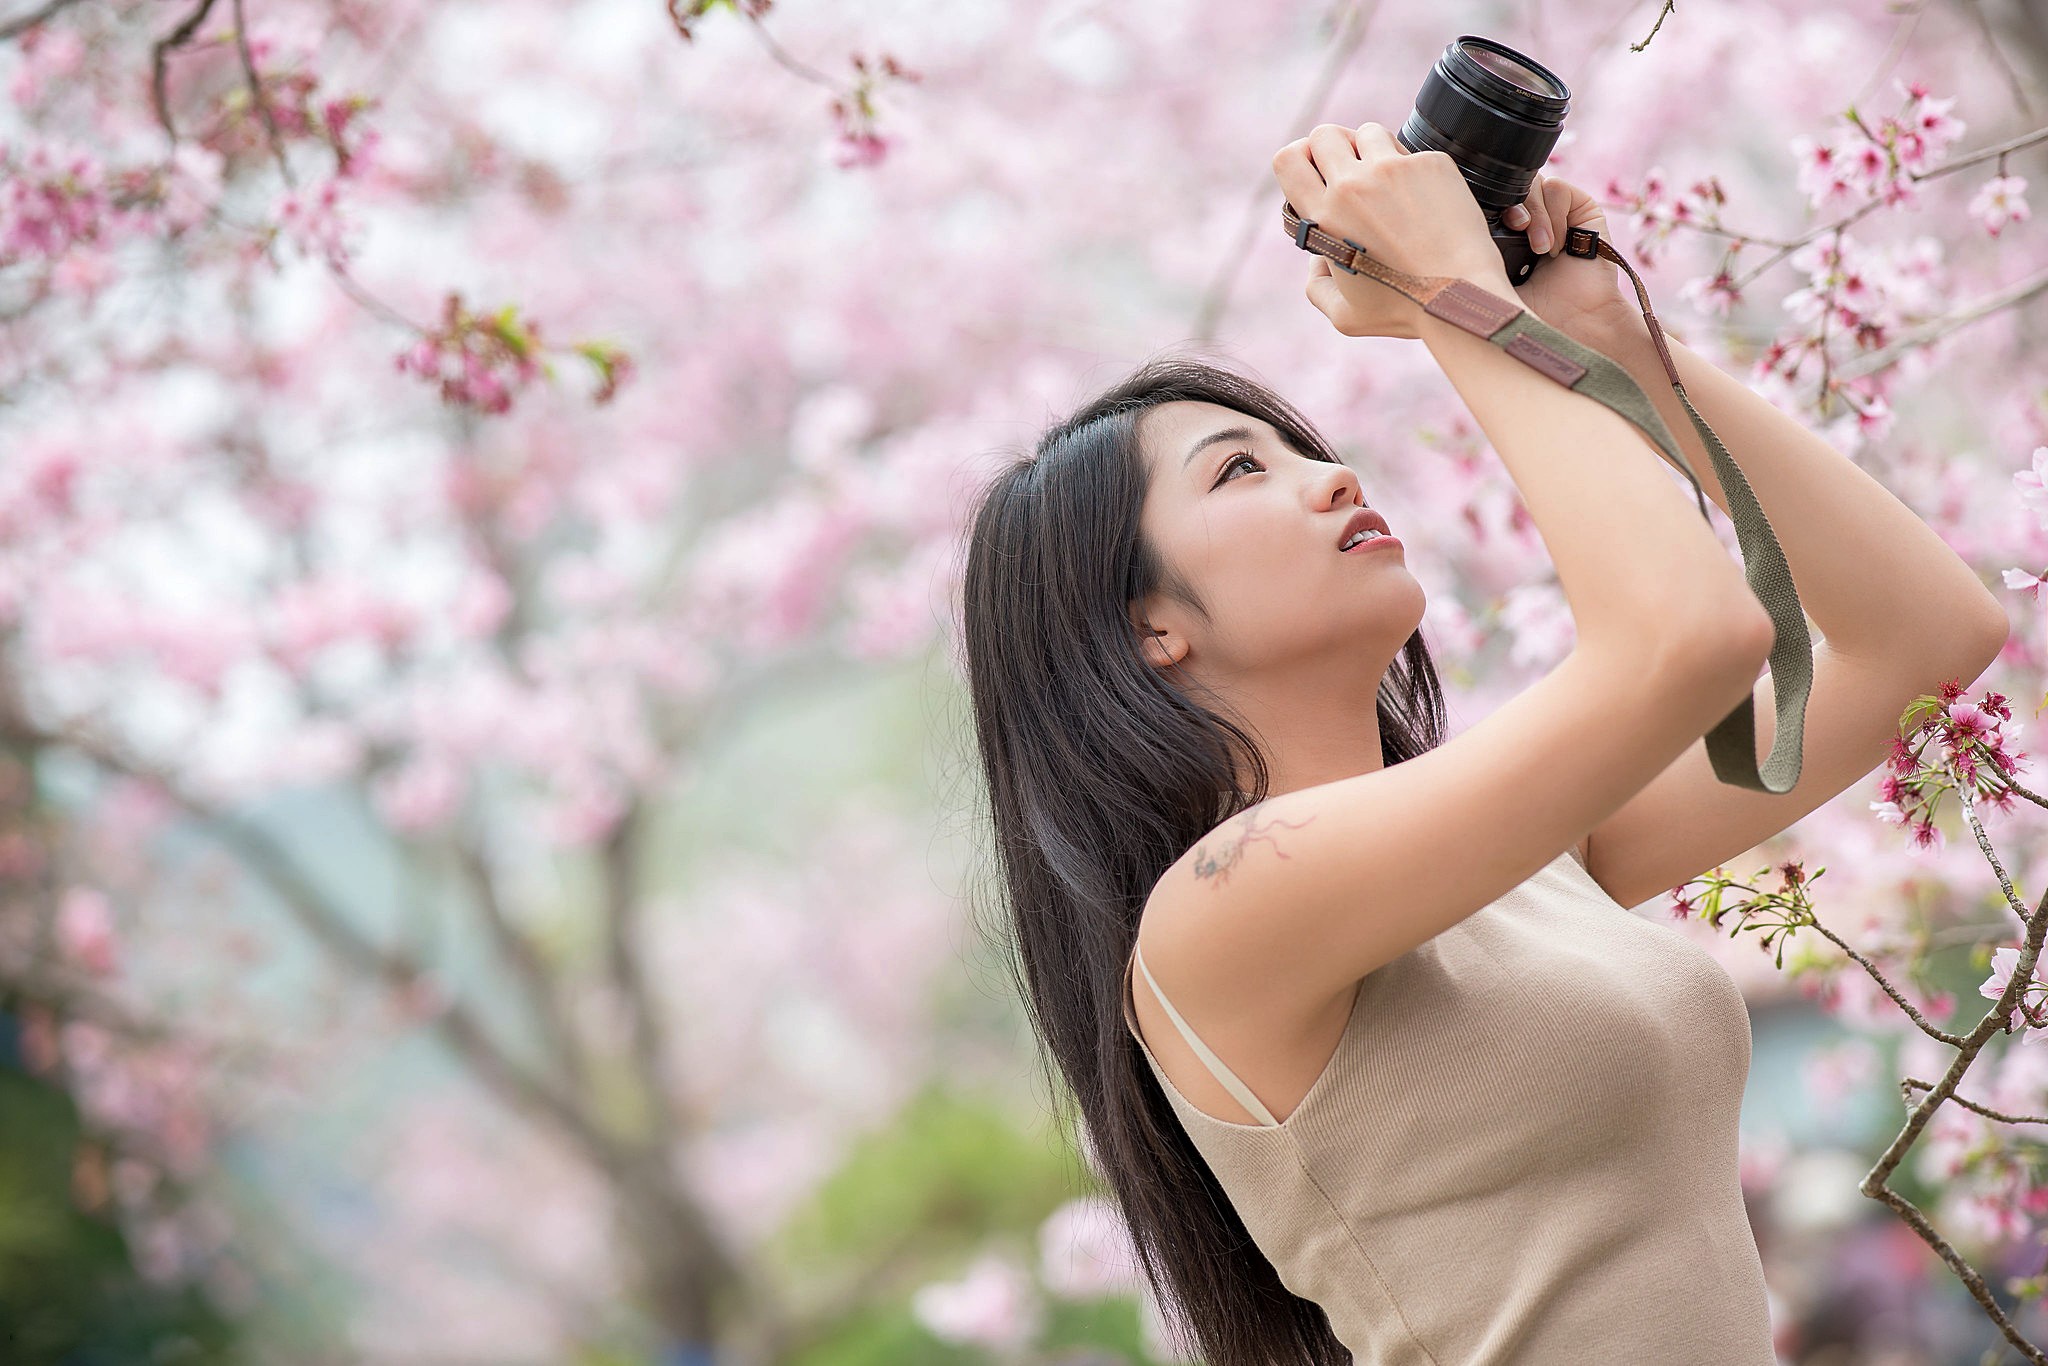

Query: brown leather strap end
[1592,235,1682,387]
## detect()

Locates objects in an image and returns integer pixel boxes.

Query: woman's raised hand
[1272,121,1517,341]
[1500,172,1640,343]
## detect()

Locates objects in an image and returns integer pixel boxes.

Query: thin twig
[324,262,429,332]
[1992,776,2048,814]
[741,9,837,87]
[1850,0,1929,112]
[1805,913,1966,1046]
[1958,0,2034,121]
[1915,124,2048,185]
[1629,0,1675,53]
[1951,766,2041,931]
[1915,920,2031,952]
[1902,1077,2048,1127]
[1861,1178,2045,1363]
[151,0,220,147]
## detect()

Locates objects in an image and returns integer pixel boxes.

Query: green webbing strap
[1280,199,1809,794]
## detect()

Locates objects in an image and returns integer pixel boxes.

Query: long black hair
[957,352,1450,1364]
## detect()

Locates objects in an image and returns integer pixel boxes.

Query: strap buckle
[1564,226,1600,260]
[1292,213,1317,249]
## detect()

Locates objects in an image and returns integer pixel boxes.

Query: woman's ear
[1128,601,1190,670]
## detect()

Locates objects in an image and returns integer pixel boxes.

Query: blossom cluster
[1617,77,2016,461]
[830,52,922,170]
[393,293,548,415]
[910,1196,1193,1362]
[393,295,638,415]
[1980,946,2048,1047]
[1869,678,2029,844]
[1599,165,1727,271]
[0,140,224,291]
[1789,78,1968,212]
[2003,445,2048,601]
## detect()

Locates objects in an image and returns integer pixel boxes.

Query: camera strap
[1280,199,1809,795]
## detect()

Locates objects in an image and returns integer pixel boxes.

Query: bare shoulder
[1129,906,1360,1127]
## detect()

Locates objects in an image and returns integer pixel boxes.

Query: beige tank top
[1121,845,1776,1364]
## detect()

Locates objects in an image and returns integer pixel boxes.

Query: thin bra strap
[1129,942,1281,1127]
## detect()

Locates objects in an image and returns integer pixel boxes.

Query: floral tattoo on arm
[1188,808,1315,887]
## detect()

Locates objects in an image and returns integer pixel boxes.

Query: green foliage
[0,1066,240,1365]
[1038,1296,1152,1362]
[787,1303,984,1366]
[774,1083,1076,1267]
[762,1084,1144,1362]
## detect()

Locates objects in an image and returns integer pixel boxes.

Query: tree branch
[22,712,634,1177]
[0,0,86,42]
[601,802,681,1148]
[453,826,588,1095]
[1852,779,2048,1364]
[1835,264,2048,381]
[229,0,293,186]
[1189,0,1379,342]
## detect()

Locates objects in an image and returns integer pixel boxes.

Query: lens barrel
[1396,36,1570,211]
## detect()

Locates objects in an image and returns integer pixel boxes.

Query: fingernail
[1506,206,1527,226]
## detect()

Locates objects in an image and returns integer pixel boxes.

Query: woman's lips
[1341,534,1402,555]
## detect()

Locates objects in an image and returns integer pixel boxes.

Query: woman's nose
[1318,462,1361,507]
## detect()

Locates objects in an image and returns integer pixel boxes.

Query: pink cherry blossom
[911,1250,1044,1350]
[55,886,119,976]
[2016,446,2048,523]
[1679,268,1743,318]
[1980,946,2048,1045]
[1981,945,2023,999]
[2002,566,2047,601]
[1967,174,2030,237]
[1791,131,1863,211]
[6,24,85,106]
[1898,78,1966,148]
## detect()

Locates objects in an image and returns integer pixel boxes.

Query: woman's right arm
[1418,302,1773,660]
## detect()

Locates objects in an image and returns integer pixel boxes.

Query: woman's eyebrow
[1181,425,1261,471]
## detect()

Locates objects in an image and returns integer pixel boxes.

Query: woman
[958,122,2003,1364]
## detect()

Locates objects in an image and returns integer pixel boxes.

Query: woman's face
[1130,400,1425,680]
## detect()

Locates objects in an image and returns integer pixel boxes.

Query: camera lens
[1466,45,1556,96]
[1397,36,1570,210]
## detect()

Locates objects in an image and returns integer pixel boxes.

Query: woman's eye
[1218,453,1261,483]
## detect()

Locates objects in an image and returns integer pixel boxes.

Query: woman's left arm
[1571,313,2010,669]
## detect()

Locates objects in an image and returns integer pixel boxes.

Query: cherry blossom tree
[6,0,2048,1360]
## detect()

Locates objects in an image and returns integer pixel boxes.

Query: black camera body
[1396,37,1573,285]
